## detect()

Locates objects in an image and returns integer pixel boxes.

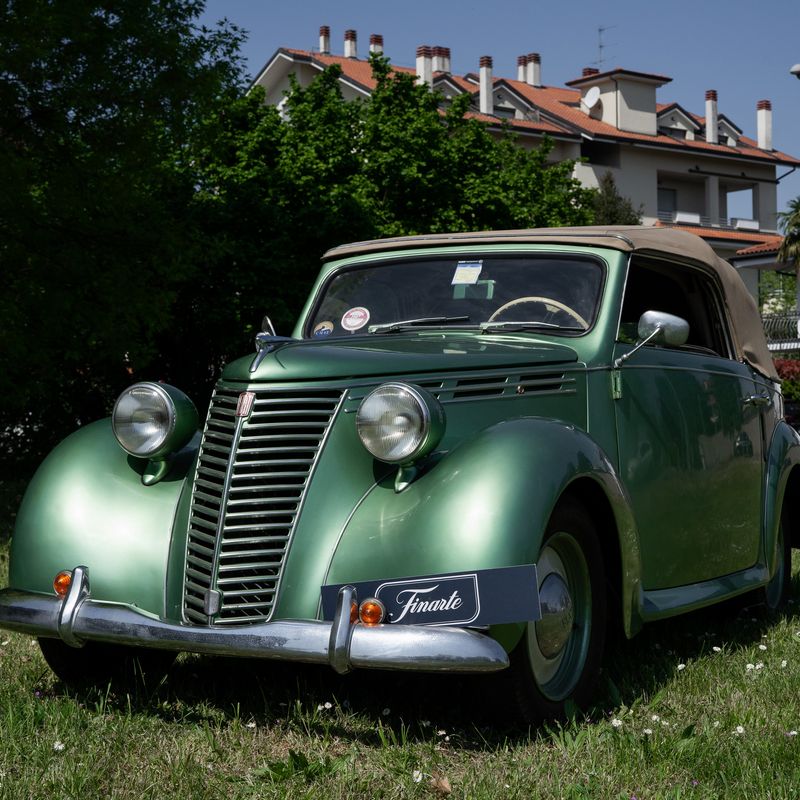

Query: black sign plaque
[321,564,540,627]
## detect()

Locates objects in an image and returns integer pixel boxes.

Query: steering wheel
[487,296,589,328]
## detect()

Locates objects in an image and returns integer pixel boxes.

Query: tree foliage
[591,171,642,225]
[2,27,596,474]
[0,0,244,470]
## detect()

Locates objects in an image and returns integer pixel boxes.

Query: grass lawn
[2,481,800,798]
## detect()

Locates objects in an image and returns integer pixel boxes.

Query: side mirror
[615,310,690,368]
[637,310,689,347]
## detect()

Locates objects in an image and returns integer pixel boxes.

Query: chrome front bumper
[0,567,509,674]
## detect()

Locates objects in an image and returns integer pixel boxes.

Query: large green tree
[0,0,243,470]
[3,36,597,475]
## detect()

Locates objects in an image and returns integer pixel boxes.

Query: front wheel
[506,500,606,723]
[39,637,176,690]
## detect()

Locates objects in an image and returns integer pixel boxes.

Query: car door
[613,256,763,590]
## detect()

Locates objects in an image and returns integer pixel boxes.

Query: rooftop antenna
[594,25,616,68]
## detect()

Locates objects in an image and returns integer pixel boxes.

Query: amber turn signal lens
[358,598,386,626]
[349,601,358,624]
[53,571,73,598]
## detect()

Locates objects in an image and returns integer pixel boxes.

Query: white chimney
[416,45,433,87]
[705,89,718,144]
[319,25,330,55]
[369,34,383,55]
[527,53,541,87]
[517,55,526,82]
[440,47,451,74]
[432,46,449,73]
[479,55,493,115]
[344,29,357,59]
[757,99,773,150]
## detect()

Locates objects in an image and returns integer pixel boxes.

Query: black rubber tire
[505,500,607,724]
[762,511,792,612]
[38,637,176,690]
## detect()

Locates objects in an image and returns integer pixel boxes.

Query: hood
[222,333,580,382]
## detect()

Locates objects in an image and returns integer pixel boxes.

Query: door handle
[743,393,771,408]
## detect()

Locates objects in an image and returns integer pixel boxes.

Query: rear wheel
[763,512,792,611]
[38,637,175,689]
[506,500,606,723]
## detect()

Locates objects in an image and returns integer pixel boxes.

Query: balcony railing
[657,210,761,231]
[762,314,800,351]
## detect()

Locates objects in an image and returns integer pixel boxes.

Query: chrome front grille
[184,387,343,625]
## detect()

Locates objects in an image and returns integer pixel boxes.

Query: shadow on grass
[41,572,800,750]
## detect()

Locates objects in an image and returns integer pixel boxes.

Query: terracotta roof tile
[269,50,800,166]
[735,239,783,256]
[656,222,782,245]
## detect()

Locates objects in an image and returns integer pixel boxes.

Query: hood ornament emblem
[249,315,294,373]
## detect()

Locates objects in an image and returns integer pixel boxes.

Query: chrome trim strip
[0,582,509,674]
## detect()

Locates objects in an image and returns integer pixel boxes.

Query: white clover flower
[746,663,755,671]
[662,720,670,727]
[437,729,447,736]
[712,646,721,653]
[324,702,333,709]
[651,714,660,722]
[611,718,623,728]
[412,770,423,784]
[756,663,764,670]
[734,725,745,735]
[643,728,653,735]
[782,660,788,668]
[245,721,256,729]
[677,663,686,671]
[759,644,768,651]
[787,731,798,737]
[53,741,65,752]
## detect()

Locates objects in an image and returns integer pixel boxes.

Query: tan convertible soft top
[323,225,777,380]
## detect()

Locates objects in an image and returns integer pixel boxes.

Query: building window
[658,188,677,215]
[580,141,620,167]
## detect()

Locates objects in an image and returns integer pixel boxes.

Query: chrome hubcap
[535,573,574,658]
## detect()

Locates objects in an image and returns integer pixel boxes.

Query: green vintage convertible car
[1,226,797,721]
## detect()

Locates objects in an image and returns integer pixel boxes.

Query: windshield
[305,255,604,338]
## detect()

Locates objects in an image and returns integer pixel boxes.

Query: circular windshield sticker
[313,321,334,337]
[341,307,370,332]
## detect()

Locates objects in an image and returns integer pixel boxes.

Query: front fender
[325,417,641,642]
[9,420,198,617]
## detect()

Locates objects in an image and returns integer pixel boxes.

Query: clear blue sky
[201,0,800,220]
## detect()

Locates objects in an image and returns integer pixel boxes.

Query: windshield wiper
[479,321,585,333]
[368,316,470,334]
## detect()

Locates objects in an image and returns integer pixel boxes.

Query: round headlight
[356,383,445,464]
[112,382,198,459]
